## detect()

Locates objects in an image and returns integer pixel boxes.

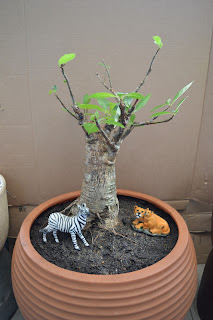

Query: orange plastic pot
[12,190,197,320]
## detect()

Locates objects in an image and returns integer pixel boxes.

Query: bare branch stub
[60,65,84,121]
[96,73,110,91]
[101,59,112,89]
[134,47,160,93]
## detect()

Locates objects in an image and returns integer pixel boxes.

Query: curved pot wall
[0,174,9,251]
[12,190,197,320]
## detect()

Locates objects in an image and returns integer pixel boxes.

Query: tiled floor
[12,265,204,320]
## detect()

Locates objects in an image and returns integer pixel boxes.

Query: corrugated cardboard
[0,1,213,262]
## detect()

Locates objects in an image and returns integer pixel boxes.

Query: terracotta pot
[12,190,197,320]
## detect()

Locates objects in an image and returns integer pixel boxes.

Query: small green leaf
[52,85,57,92]
[174,96,188,111]
[89,92,116,99]
[64,80,67,83]
[98,62,110,69]
[101,119,124,128]
[49,85,57,95]
[130,114,136,124]
[151,111,174,118]
[151,103,169,113]
[58,53,76,66]
[124,93,144,100]
[97,98,110,111]
[134,94,151,112]
[153,36,163,48]
[171,81,193,105]
[116,92,127,98]
[83,94,91,104]
[166,99,171,104]
[109,102,117,109]
[78,104,104,112]
[90,111,100,122]
[83,123,99,134]
[123,96,133,107]
[111,104,121,122]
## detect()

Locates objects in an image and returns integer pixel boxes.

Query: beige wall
[0,0,213,210]
[191,32,213,206]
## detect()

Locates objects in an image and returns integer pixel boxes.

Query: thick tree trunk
[79,133,119,228]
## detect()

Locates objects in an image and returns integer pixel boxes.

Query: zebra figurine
[39,203,90,250]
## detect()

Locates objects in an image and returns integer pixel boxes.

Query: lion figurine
[132,205,170,236]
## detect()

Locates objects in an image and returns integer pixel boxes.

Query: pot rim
[19,189,189,283]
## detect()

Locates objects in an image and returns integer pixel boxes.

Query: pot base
[12,190,197,320]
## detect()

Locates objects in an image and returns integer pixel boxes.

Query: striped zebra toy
[39,203,90,250]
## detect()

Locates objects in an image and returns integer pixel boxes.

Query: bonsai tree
[49,36,192,228]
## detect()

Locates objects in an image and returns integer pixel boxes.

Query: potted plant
[12,36,197,320]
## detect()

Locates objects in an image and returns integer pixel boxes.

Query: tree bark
[79,133,119,228]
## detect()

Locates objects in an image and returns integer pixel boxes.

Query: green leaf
[134,94,151,112]
[130,114,136,124]
[83,123,99,134]
[99,62,110,69]
[83,94,91,104]
[111,104,121,122]
[89,92,116,99]
[123,96,133,107]
[166,99,171,104]
[90,111,100,121]
[58,53,76,66]
[151,111,174,118]
[116,92,127,98]
[174,96,188,111]
[97,98,109,111]
[153,36,163,48]
[78,104,104,112]
[171,81,193,105]
[124,93,144,100]
[101,119,124,128]
[109,102,117,109]
[52,85,57,92]
[151,103,169,113]
[49,85,57,94]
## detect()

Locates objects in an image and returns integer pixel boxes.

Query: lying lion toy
[132,205,170,236]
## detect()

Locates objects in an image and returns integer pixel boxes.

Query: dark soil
[31,196,178,275]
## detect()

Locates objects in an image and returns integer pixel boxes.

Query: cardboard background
[0,1,213,260]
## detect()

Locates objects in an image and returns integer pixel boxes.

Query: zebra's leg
[52,230,59,243]
[39,226,50,243]
[43,232,47,243]
[78,232,89,247]
[70,231,80,250]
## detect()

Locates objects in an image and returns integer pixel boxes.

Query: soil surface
[31,196,178,275]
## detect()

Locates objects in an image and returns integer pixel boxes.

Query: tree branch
[60,65,84,121]
[55,94,78,119]
[135,47,160,93]
[117,125,135,142]
[96,72,120,103]
[96,73,110,91]
[55,94,89,136]
[133,115,174,127]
